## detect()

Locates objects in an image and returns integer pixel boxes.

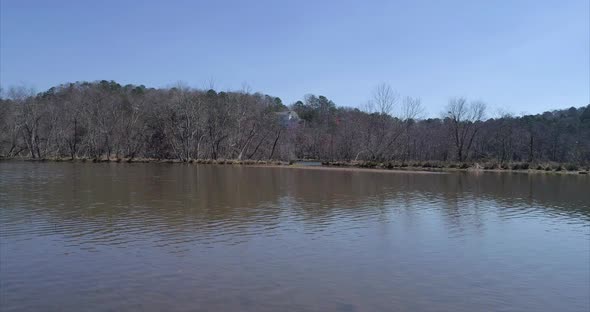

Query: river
[1,162,588,311]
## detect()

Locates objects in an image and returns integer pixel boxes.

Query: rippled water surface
[1,162,589,312]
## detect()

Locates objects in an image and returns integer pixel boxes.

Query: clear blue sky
[1,0,588,116]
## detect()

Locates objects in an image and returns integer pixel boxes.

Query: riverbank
[0,156,292,166]
[2,157,588,175]
[320,160,589,175]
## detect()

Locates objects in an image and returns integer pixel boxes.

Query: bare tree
[0,80,586,167]
[163,86,203,161]
[0,95,24,157]
[400,96,423,120]
[366,83,398,116]
[445,97,486,161]
[8,87,46,159]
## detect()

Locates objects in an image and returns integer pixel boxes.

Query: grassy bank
[2,156,588,175]
[321,160,589,175]
[0,156,291,166]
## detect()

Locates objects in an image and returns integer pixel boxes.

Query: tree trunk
[269,129,281,160]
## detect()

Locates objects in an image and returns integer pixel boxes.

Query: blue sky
[1,0,588,116]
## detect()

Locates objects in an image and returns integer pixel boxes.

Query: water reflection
[0,162,589,312]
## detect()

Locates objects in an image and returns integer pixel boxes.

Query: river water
[1,162,588,311]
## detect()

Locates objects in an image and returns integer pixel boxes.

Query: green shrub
[509,163,529,170]
[483,162,498,170]
[565,164,578,171]
[359,161,377,168]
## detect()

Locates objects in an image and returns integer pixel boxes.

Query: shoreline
[1,157,588,175]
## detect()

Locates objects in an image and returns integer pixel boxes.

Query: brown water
[1,162,589,312]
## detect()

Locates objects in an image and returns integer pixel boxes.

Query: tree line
[1,80,588,166]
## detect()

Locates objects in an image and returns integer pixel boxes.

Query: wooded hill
[1,81,588,167]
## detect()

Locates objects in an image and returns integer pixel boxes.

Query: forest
[1,80,589,169]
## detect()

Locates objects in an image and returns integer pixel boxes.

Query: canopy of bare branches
[1,81,589,165]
